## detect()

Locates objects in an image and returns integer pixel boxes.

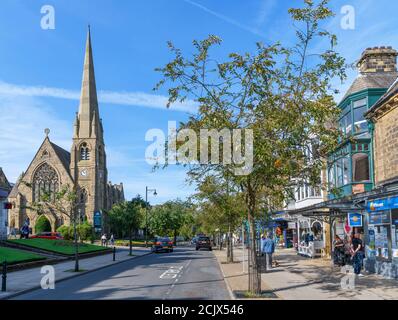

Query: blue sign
[367,196,398,212]
[93,211,102,228]
[368,211,391,225]
[348,213,363,227]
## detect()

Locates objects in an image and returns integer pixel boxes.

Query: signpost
[94,211,102,233]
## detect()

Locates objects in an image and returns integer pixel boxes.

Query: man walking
[262,233,275,270]
[351,233,365,277]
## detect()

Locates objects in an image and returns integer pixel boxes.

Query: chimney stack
[357,47,398,74]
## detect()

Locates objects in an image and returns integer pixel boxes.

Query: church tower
[70,27,108,223]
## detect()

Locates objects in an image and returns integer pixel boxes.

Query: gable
[0,168,11,191]
[14,137,74,195]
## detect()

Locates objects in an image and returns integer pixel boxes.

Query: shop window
[392,210,398,260]
[352,153,370,182]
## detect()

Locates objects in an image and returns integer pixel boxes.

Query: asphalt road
[12,246,231,300]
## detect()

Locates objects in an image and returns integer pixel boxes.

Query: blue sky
[1,0,398,204]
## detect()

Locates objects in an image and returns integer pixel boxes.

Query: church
[8,29,124,233]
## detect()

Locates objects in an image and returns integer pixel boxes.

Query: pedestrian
[110,234,115,247]
[260,234,266,256]
[262,233,275,270]
[351,233,365,277]
[333,235,345,266]
[101,234,107,247]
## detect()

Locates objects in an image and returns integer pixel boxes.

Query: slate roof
[50,142,71,174]
[366,76,398,117]
[341,71,398,103]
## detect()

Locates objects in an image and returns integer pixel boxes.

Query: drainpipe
[368,120,376,186]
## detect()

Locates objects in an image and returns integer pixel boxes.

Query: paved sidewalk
[213,247,281,300]
[214,246,398,300]
[0,247,151,299]
[263,249,397,300]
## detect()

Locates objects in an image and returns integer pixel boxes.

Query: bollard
[113,246,116,261]
[1,261,7,292]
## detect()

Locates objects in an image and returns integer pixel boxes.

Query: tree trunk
[73,217,79,272]
[227,224,234,263]
[174,229,177,246]
[248,211,261,295]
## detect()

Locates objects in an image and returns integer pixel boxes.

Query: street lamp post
[145,186,157,247]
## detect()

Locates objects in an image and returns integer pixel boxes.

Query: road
[12,246,231,300]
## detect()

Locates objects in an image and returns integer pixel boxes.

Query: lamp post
[145,186,157,247]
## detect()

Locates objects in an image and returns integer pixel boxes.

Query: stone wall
[358,47,398,73]
[373,102,398,185]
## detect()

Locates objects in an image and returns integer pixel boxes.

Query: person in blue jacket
[262,233,275,270]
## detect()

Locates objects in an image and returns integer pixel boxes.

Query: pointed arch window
[80,143,90,161]
[32,163,59,202]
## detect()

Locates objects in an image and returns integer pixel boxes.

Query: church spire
[77,26,101,139]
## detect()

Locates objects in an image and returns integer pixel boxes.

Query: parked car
[151,237,174,253]
[195,236,212,251]
[31,232,63,240]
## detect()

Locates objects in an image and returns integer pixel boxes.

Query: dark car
[30,232,63,240]
[196,236,212,251]
[151,237,174,253]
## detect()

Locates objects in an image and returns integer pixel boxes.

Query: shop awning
[287,181,398,218]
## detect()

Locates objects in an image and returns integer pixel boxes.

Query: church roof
[50,142,71,174]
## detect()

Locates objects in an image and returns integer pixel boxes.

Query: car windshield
[159,238,170,242]
[199,237,209,241]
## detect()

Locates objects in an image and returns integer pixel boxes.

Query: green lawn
[8,239,111,256]
[0,247,46,265]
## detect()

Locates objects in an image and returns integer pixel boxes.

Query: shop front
[270,212,297,249]
[364,197,398,279]
[296,216,325,258]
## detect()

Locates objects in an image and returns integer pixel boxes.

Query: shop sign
[368,211,391,225]
[348,213,363,227]
[367,196,398,212]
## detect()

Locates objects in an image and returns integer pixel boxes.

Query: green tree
[24,183,83,272]
[194,175,245,262]
[155,0,345,294]
[148,200,192,244]
[108,196,146,256]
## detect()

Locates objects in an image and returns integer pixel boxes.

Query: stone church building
[8,30,124,233]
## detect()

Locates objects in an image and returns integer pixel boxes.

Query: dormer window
[80,143,90,160]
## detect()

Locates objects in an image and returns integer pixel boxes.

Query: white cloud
[183,0,270,40]
[0,95,71,183]
[0,81,198,113]
[0,93,193,203]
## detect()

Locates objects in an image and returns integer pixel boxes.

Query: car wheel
[209,247,212,251]
[196,247,199,251]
